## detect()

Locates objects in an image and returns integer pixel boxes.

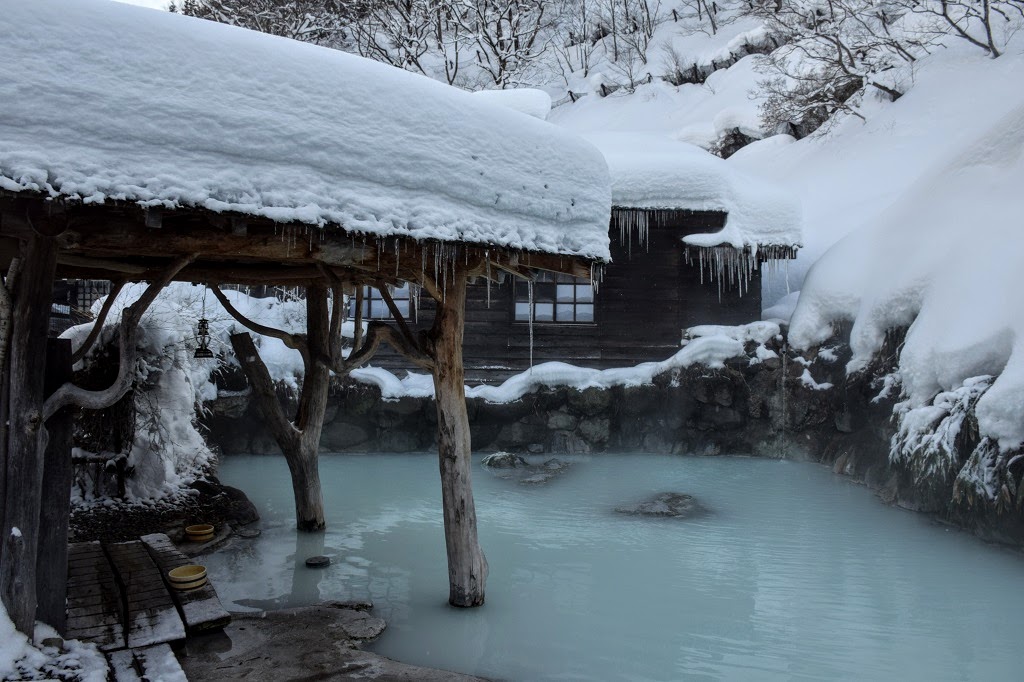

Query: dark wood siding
[365,210,763,383]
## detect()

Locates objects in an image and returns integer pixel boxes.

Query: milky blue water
[204,454,1024,681]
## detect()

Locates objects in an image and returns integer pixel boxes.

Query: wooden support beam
[37,339,73,633]
[1,233,57,634]
[430,264,487,607]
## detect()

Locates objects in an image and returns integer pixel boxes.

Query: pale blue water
[204,454,1024,681]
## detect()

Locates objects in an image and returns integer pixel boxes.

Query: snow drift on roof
[582,133,801,250]
[0,0,611,261]
[470,89,553,120]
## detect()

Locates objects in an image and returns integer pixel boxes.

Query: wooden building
[363,132,802,383]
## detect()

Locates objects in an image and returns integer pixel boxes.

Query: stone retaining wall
[203,331,1024,546]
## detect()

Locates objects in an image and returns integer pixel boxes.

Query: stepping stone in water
[305,555,331,568]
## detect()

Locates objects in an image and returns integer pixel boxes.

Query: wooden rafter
[0,191,600,289]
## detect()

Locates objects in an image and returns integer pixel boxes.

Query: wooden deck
[66,533,232,678]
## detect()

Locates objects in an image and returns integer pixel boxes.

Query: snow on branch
[42,255,196,422]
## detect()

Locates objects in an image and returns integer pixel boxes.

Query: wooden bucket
[185,523,214,542]
[168,565,207,591]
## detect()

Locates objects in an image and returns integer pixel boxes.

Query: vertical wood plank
[0,234,57,634]
[37,337,73,632]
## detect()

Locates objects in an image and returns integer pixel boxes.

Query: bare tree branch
[376,280,422,353]
[229,331,300,445]
[70,281,125,365]
[210,285,311,368]
[42,255,196,421]
[346,320,435,372]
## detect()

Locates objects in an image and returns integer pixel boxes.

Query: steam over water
[206,454,1024,680]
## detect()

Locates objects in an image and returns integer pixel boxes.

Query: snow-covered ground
[0,603,107,681]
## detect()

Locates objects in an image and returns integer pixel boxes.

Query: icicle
[686,243,797,297]
[528,279,534,369]
[485,250,492,308]
[395,239,400,279]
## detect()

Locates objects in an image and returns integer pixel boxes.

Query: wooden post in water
[430,264,487,607]
[37,338,73,632]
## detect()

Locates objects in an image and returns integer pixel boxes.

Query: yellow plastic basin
[185,524,214,542]
[168,565,207,591]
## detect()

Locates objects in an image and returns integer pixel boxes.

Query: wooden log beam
[2,192,601,285]
[429,264,487,607]
[1,233,57,634]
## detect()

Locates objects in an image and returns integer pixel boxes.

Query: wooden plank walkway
[66,541,124,651]
[141,533,232,634]
[66,533,230,678]
[109,643,187,682]
[106,541,186,649]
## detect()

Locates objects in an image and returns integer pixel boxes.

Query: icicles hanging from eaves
[684,243,799,299]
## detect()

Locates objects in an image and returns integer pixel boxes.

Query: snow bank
[0,0,611,260]
[790,50,1024,450]
[471,88,553,120]
[551,54,772,150]
[0,604,107,681]
[582,132,801,249]
[351,322,779,401]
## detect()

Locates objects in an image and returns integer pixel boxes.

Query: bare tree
[349,0,436,75]
[454,0,553,87]
[209,279,397,531]
[179,0,351,45]
[908,0,1024,58]
[553,0,602,81]
[746,0,931,135]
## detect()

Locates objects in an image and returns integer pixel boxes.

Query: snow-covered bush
[890,376,991,498]
[64,283,313,503]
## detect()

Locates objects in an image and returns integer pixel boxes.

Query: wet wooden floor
[65,533,232,679]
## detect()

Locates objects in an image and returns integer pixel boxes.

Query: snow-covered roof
[0,0,611,261]
[470,89,553,120]
[581,133,801,250]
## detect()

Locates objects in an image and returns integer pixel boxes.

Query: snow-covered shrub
[63,283,318,503]
[890,376,991,496]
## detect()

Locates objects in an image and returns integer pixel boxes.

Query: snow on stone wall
[789,53,1024,452]
[0,0,611,260]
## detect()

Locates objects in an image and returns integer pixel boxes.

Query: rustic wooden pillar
[431,269,487,607]
[1,234,57,634]
[36,338,72,633]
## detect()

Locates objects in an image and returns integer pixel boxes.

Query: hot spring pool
[204,454,1024,680]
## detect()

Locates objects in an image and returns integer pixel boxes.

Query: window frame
[512,272,596,325]
[350,283,413,321]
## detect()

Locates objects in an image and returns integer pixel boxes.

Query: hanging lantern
[194,317,214,359]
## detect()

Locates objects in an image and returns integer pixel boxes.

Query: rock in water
[305,555,331,568]
[615,493,708,519]
[481,452,530,468]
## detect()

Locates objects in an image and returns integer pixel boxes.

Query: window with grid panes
[350,283,412,319]
[514,273,594,323]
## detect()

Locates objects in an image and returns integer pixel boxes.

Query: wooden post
[36,338,72,632]
[431,267,487,607]
[1,234,57,634]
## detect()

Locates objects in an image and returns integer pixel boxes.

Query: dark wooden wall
[368,210,763,383]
